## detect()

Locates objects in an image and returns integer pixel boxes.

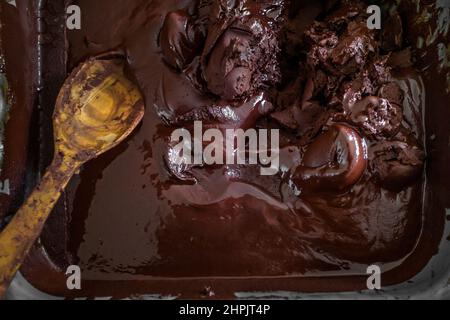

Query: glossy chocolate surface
[1,0,449,298]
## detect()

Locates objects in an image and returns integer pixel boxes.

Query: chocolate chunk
[292,124,367,193]
[271,101,330,145]
[305,22,339,70]
[330,21,377,75]
[369,57,393,85]
[296,102,331,145]
[379,82,404,106]
[160,10,204,70]
[341,71,375,107]
[202,15,281,101]
[203,28,253,100]
[271,107,298,130]
[370,141,425,191]
[305,21,339,50]
[303,69,330,101]
[303,17,379,104]
[173,92,273,130]
[345,96,403,137]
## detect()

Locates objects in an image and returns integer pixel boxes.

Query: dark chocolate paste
[1,0,449,299]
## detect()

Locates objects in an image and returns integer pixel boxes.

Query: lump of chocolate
[344,96,403,138]
[173,92,273,130]
[305,19,377,76]
[303,68,344,103]
[271,101,330,145]
[329,21,377,75]
[203,27,253,100]
[292,124,367,193]
[379,82,404,106]
[303,18,377,103]
[368,57,393,86]
[370,141,425,191]
[160,10,204,70]
[340,71,375,107]
[202,16,281,101]
[270,107,298,131]
[305,21,339,68]
[295,102,331,145]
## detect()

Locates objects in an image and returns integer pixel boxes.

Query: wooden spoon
[0,55,145,297]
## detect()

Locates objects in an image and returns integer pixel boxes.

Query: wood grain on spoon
[0,56,145,298]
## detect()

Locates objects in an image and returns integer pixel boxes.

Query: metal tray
[1,0,450,299]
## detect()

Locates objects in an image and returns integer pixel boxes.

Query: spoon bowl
[54,57,144,161]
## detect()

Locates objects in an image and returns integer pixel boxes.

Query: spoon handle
[0,154,80,298]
